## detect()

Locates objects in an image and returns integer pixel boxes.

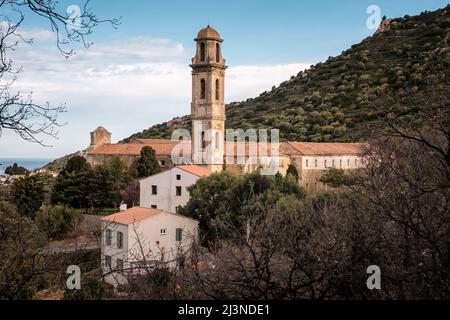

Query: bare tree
[0,0,120,145]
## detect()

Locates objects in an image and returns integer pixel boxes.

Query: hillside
[122,6,450,143]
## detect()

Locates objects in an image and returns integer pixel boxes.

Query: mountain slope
[122,6,450,143]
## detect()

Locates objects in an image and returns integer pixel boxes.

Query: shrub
[36,206,80,239]
[64,276,109,300]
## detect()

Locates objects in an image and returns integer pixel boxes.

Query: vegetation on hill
[122,6,450,143]
[44,152,82,172]
[5,163,29,176]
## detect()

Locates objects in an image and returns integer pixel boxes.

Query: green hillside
[122,6,450,143]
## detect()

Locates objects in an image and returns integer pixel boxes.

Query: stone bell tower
[190,26,227,172]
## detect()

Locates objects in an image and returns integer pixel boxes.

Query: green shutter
[106,229,112,245]
[176,228,182,241]
[117,232,123,249]
[105,256,111,268]
[116,259,123,271]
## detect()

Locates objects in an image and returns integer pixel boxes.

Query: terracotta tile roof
[177,165,212,177]
[102,207,163,225]
[88,144,147,156]
[284,142,365,156]
[88,140,287,158]
[224,142,287,157]
[89,140,364,158]
[88,141,190,157]
[132,138,179,145]
[102,206,199,225]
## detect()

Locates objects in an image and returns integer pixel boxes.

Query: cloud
[1,35,309,158]
[21,28,55,42]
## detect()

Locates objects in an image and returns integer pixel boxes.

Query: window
[151,205,157,209]
[105,229,112,246]
[340,159,342,168]
[201,131,206,149]
[200,42,206,61]
[176,228,183,242]
[176,174,181,181]
[324,160,327,168]
[176,206,182,214]
[315,159,318,168]
[347,159,350,167]
[215,132,220,150]
[216,43,220,62]
[161,229,167,235]
[200,79,206,99]
[306,159,309,168]
[105,255,112,268]
[176,186,182,196]
[116,259,123,272]
[152,185,157,195]
[117,232,123,249]
[215,79,220,101]
[332,160,335,167]
[160,160,166,167]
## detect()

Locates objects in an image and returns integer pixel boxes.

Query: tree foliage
[286,164,299,181]
[319,167,349,188]
[0,201,49,299]
[52,156,134,210]
[130,146,161,178]
[181,171,306,245]
[11,173,46,217]
[36,205,79,239]
[4,163,28,175]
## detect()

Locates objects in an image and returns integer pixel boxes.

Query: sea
[0,158,52,175]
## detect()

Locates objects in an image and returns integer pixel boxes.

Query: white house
[140,165,212,213]
[101,206,199,288]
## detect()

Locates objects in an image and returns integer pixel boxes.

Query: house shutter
[117,232,123,249]
[176,228,182,241]
[106,229,112,245]
[116,259,123,271]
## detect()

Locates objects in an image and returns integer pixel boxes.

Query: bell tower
[190,26,227,172]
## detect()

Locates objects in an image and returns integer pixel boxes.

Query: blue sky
[1,0,449,159]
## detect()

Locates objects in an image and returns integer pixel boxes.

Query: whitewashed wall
[101,212,199,287]
[140,167,201,213]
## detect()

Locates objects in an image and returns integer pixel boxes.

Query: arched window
[201,131,206,149]
[215,131,220,150]
[215,79,220,101]
[200,79,206,99]
[216,43,220,62]
[200,42,206,61]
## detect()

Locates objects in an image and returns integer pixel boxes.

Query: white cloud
[0,34,309,158]
[21,28,55,42]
